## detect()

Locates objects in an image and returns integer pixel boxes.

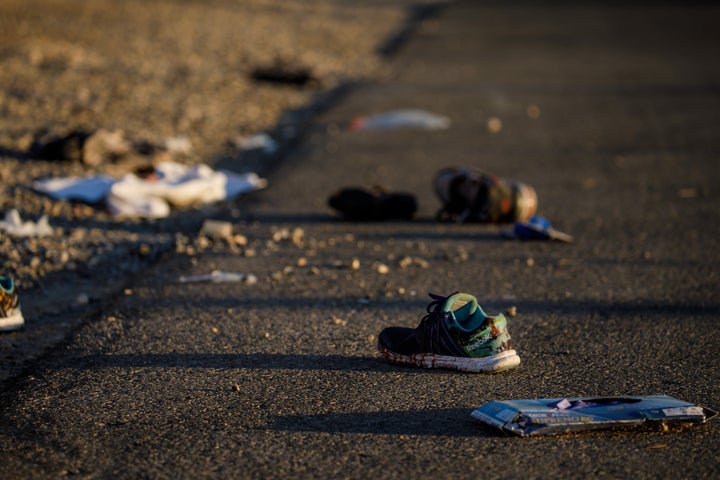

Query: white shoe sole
[379,346,520,373]
[0,310,24,331]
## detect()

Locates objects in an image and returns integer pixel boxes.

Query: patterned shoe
[434,166,537,223]
[0,276,24,331]
[378,292,520,373]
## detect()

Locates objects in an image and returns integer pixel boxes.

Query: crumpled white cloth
[31,175,115,203]
[32,161,268,219]
[0,209,53,237]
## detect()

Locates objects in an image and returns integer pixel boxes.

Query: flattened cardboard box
[471,395,717,437]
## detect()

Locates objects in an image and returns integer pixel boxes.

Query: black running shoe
[328,187,417,220]
[378,292,520,373]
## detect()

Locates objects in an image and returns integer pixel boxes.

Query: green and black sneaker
[378,292,520,373]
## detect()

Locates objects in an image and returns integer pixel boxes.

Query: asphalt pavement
[2,1,720,478]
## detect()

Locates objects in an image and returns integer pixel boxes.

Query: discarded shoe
[328,187,417,221]
[0,276,24,331]
[30,128,91,162]
[434,166,537,223]
[378,292,520,373]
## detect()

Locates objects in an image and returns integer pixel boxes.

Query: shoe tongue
[443,293,481,331]
[451,299,475,321]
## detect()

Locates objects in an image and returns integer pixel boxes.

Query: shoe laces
[417,292,452,352]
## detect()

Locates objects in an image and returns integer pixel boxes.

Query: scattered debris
[233,133,278,154]
[443,247,470,264]
[398,256,429,269]
[251,62,315,87]
[486,116,502,134]
[471,395,717,437]
[509,216,574,242]
[332,317,347,326]
[81,129,132,167]
[0,209,53,237]
[678,187,698,199]
[32,174,115,204]
[349,109,450,131]
[374,263,390,275]
[29,128,185,169]
[200,219,233,239]
[526,104,541,119]
[75,293,90,305]
[178,270,258,285]
[269,227,304,247]
[164,136,193,155]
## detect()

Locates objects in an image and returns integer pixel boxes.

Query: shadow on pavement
[270,408,493,438]
[131,292,720,318]
[61,353,406,372]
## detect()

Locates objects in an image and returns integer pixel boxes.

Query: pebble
[487,117,503,133]
[200,219,233,239]
[526,104,541,119]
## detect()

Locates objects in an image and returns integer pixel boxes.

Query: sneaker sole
[0,311,24,331]
[378,344,520,373]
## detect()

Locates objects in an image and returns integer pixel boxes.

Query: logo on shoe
[465,332,493,352]
[460,322,511,356]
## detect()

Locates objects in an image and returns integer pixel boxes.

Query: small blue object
[512,216,573,242]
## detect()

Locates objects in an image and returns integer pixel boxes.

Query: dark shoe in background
[328,187,417,221]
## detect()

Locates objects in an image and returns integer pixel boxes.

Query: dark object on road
[31,129,91,162]
[328,187,417,220]
[510,216,574,242]
[348,109,450,131]
[471,395,718,436]
[251,63,314,87]
[434,166,537,223]
[377,292,520,373]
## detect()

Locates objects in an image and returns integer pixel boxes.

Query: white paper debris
[0,209,53,237]
[32,161,267,219]
[234,133,278,154]
[179,270,258,284]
